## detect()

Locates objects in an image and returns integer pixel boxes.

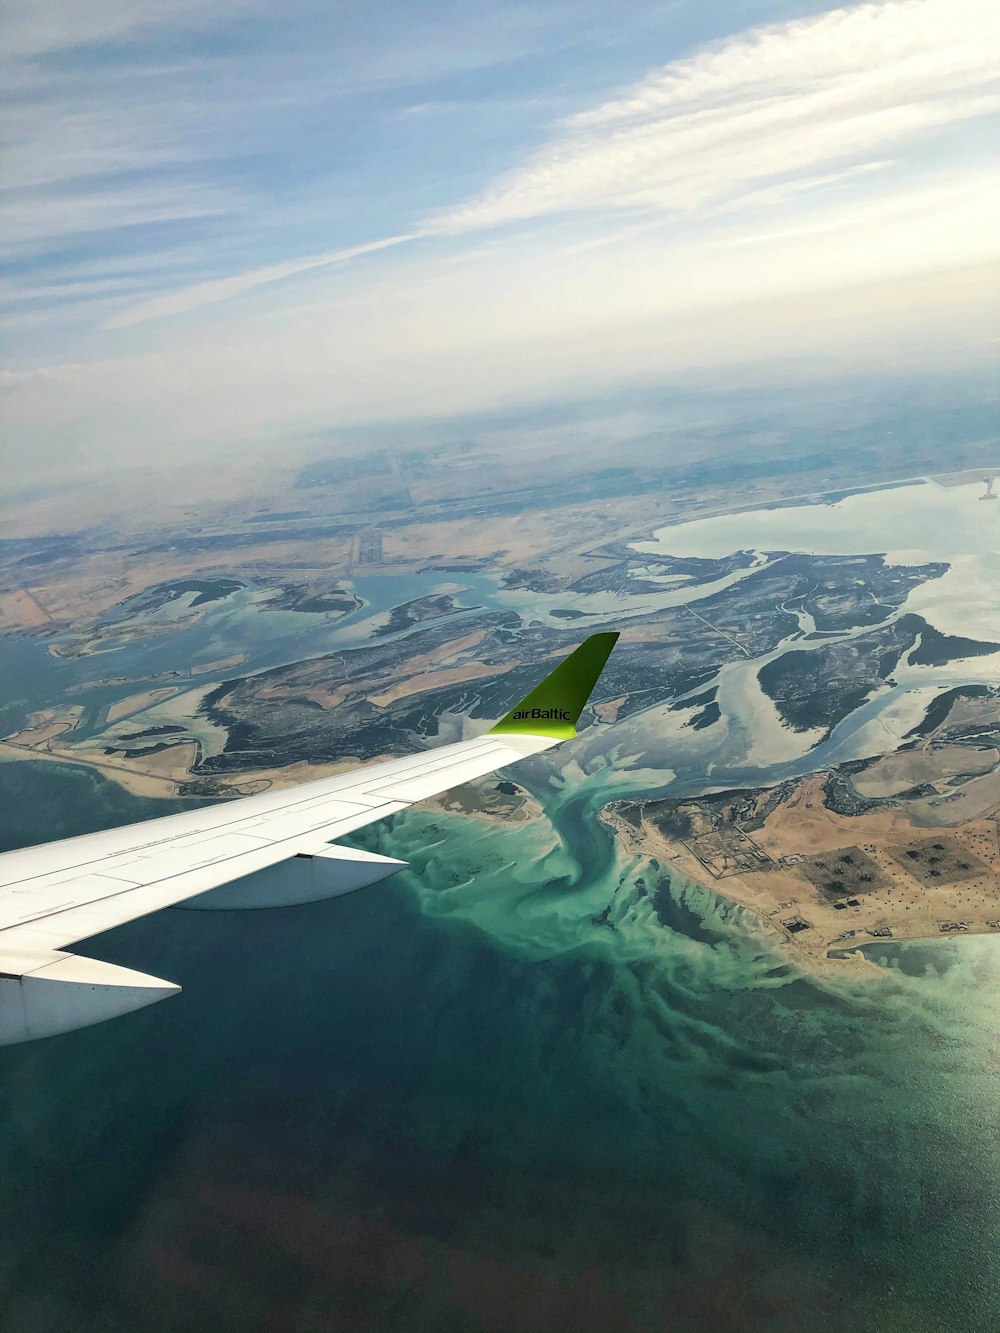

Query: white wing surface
[0,633,618,1044]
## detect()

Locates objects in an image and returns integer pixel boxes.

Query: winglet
[489,632,619,740]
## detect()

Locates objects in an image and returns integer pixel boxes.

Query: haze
[2,0,998,481]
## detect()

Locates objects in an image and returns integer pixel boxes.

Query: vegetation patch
[886,837,990,888]
[796,847,890,901]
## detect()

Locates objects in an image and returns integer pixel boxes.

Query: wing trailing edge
[0,633,620,1044]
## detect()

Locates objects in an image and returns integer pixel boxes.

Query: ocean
[3,477,1000,1330]
[2,758,1000,1331]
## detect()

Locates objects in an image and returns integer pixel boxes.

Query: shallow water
[637,477,1000,642]
[5,481,998,789]
[4,478,1000,1329]
[3,761,1000,1331]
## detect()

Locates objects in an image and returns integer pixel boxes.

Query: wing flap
[0,953,182,1045]
[3,843,320,952]
[0,810,414,952]
[0,634,616,951]
[0,737,557,954]
[0,633,621,1044]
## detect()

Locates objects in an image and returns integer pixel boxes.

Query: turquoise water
[4,479,1000,1329]
[2,760,1000,1332]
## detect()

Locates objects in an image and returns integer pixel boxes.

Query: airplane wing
[0,632,618,1045]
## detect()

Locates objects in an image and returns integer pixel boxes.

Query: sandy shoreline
[0,736,383,801]
[5,717,999,976]
[600,773,1000,971]
[0,738,208,800]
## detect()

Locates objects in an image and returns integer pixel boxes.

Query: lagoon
[4,478,1000,1329]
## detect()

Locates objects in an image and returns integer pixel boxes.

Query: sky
[2,0,998,480]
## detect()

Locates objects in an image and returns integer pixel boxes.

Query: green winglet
[489,632,620,740]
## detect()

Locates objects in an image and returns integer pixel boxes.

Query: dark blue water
[3,760,1000,1332]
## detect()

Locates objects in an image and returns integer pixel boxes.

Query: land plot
[886,836,990,888]
[684,828,776,879]
[796,846,890,900]
[852,744,998,798]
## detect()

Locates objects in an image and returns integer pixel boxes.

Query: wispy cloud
[433,0,1000,231]
[1,0,256,57]
[0,180,239,260]
[2,0,998,476]
[102,234,417,328]
[94,0,1000,328]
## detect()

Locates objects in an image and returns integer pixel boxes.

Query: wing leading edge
[0,632,618,1044]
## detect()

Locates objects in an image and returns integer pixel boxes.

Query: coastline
[5,468,1000,978]
[600,771,1000,970]
[0,738,363,802]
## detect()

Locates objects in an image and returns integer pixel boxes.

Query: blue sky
[2,0,998,478]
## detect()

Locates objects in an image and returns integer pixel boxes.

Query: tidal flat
[4,474,1000,1329]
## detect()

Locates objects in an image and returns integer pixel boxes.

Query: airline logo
[511,707,573,722]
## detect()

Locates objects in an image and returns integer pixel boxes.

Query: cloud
[432,0,1000,231]
[0,180,238,261]
[1,0,605,333]
[566,0,996,130]
[87,0,1000,329]
[1,0,260,57]
[102,234,417,328]
[2,0,998,477]
[4,166,996,473]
